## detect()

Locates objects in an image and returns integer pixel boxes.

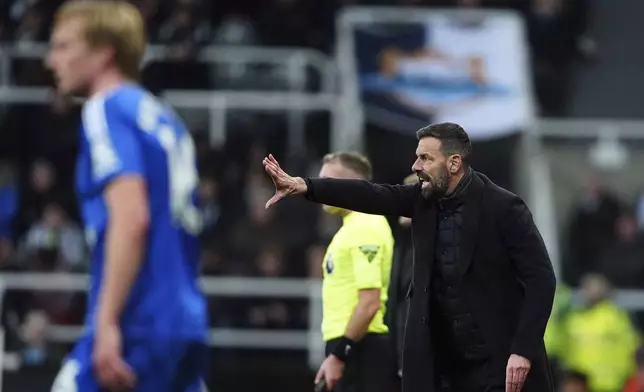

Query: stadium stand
[2,0,644,391]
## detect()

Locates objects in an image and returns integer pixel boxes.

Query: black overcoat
[304,172,556,392]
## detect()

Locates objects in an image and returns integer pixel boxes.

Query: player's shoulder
[82,84,142,129]
[82,84,170,135]
[343,213,393,241]
[85,83,159,120]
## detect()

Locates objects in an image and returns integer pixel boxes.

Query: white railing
[0,43,336,93]
[0,86,352,154]
[0,272,642,357]
[0,43,351,152]
[537,118,644,138]
[161,90,349,151]
[0,273,325,370]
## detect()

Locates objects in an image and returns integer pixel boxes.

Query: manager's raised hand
[263,154,308,208]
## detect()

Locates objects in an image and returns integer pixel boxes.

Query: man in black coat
[263,122,556,392]
[386,174,417,383]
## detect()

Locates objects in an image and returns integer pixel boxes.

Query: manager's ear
[448,154,463,174]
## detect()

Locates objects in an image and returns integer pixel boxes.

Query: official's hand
[262,154,307,208]
[315,355,345,391]
[93,323,136,391]
[505,354,530,392]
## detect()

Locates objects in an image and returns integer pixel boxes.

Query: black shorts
[325,333,397,392]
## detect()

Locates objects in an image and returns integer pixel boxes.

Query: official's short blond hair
[55,0,146,80]
[322,151,373,180]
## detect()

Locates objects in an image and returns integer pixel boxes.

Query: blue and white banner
[341,9,534,140]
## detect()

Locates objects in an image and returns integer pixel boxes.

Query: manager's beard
[418,165,451,200]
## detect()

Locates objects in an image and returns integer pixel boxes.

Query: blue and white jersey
[76,83,207,340]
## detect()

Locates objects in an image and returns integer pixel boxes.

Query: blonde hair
[322,151,373,180]
[55,0,146,80]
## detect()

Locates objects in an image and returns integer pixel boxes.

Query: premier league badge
[325,254,334,274]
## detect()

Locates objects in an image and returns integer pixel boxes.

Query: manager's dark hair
[416,122,472,166]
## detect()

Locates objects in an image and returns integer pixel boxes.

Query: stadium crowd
[0,0,643,391]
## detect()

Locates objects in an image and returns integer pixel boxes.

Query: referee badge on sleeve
[326,254,334,274]
[359,245,380,262]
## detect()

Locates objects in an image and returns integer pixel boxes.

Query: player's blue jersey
[76,83,207,341]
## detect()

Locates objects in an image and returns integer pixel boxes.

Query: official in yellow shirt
[561,274,640,392]
[314,151,396,392]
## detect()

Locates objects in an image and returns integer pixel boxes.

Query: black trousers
[324,333,396,392]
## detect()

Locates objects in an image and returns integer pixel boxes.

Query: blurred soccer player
[46,1,207,391]
[313,152,396,392]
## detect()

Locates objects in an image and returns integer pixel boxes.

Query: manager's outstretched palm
[263,154,307,209]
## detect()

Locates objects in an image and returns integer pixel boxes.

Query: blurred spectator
[2,283,74,353]
[634,190,644,230]
[212,14,257,46]
[10,3,51,85]
[197,175,222,239]
[18,202,86,271]
[0,236,14,269]
[15,160,60,237]
[226,172,283,264]
[253,246,285,278]
[562,0,597,61]
[544,285,573,362]
[246,247,293,329]
[560,370,590,392]
[0,90,79,174]
[157,3,209,52]
[256,0,326,50]
[134,0,164,39]
[193,134,221,174]
[564,175,624,286]
[201,245,226,276]
[0,162,18,240]
[145,1,210,91]
[597,214,644,288]
[9,0,40,22]
[19,310,50,366]
[561,274,640,392]
[623,346,644,392]
[12,4,45,48]
[527,0,579,115]
[210,14,259,88]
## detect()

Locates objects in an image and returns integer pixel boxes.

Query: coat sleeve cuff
[304,178,314,200]
[510,340,537,362]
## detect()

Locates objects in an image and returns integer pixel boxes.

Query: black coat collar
[441,169,471,210]
[457,172,484,276]
[412,171,485,277]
